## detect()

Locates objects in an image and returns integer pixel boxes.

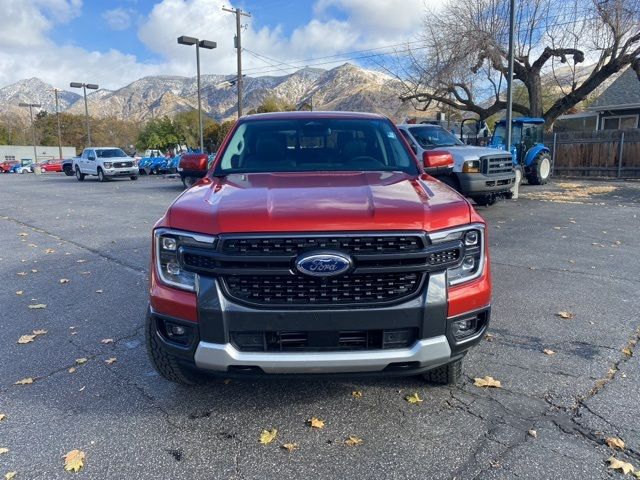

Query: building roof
[589,67,640,111]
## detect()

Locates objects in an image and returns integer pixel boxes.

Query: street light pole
[505,0,516,153]
[178,36,217,153]
[54,89,63,160]
[18,102,42,174]
[70,82,99,147]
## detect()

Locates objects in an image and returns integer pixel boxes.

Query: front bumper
[456,171,515,195]
[104,168,138,176]
[150,271,490,376]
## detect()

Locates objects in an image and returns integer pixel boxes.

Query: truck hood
[166,172,472,234]
[440,145,511,164]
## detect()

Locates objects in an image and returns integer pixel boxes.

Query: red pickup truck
[147,112,491,385]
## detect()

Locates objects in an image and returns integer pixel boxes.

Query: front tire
[75,167,85,181]
[146,312,208,385]
[473,195,496,206]
[64,166,74,176]
[97,168,107,182]
[422,358,463,385]
[527,152,551,185]
[182,176,197,189]
[130,175,138,181]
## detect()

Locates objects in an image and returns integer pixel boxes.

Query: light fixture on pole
[505,0,516,155]
[18,102,42,175]
[178,35,217,153]
[69,82,99,147]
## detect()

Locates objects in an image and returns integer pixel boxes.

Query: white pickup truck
[73,147,138,182]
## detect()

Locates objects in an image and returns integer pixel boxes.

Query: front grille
[482,155,513,175]
[113,161,133,168]
[231,328,417,352]
[223,272,423,306]
[221,235,424,255]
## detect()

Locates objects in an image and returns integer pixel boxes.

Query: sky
[0,0,438,91]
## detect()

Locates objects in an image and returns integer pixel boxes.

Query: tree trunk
[527,75,544,118]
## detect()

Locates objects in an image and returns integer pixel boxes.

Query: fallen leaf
[28,304,47,310]
[405,392,423,404]
[63,449,85,472]
[569,220,576,223]
[622,348,633,357]
[15,291,23,295]
[5,471,16,480]
[543,349,556,356]
[608,456,634,475]
[484,333,495,342]
[605,437,625,450]
[281,443,298,452]
[473,376,502,388]
[0,448,8,454]
[27,243,37,248]
[44,248,55,254]
[104,358,117,365]
[17,334,36,344]
[18,232,28,236]
[308,417,325,429]
[14,378,34,385]
[80,271,91,275]
[68,367,76,374]
[32,329,47,336]
[16,272,27,276]
[75,358,88,365]
[528,429,537,438]
[223,379,231,385]
[95,289,103,294]
[553,226,561,230]
[0,414,5,421]
[344,436,363,446]
[100,338,114,344]
[76,259,86,263]
[556,311,575,319]
[259,429,278,444]
[31,269,38,273]
[59,278,70,284]
[351,391,363,399]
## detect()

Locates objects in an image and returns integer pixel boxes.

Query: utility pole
[54,89,63,160]
[505,0,516,154]
[222,6,251,118]
[69,82,99,147]
[18,102,42,174]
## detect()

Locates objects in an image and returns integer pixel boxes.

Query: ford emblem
[295,251,352,277]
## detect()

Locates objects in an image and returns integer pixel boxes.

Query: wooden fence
[544,129,640,178]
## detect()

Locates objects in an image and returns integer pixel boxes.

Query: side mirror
[422,150,454,176]
[88,156,95,161]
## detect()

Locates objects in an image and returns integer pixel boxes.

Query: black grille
[231,328,417,352]
[113,161,133,168]
[482,155,513,175]
[221,235,424,255]
[223,272,423,306]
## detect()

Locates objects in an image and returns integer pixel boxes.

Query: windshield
[96,149,127,158]
[214,118,418,175]
[408,125,463,149]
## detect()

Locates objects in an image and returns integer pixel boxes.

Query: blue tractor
[489,117,552,185]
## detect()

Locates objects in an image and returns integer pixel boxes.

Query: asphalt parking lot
[1,173,639,479]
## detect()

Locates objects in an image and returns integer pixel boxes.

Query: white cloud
[102,7,134,31]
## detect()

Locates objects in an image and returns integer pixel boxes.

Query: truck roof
[238,111,387,122]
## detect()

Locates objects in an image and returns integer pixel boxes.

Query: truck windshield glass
[408,125,463,149]
[215,119,418,175]
[96,149,127,158]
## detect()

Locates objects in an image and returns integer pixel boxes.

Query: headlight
[104,162,113,168]
[154,229,216,291]
[430,224,485,285]
[462,160,480,173]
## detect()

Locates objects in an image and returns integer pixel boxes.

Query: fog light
[171,325,185,336]
[465,230,479,246]
[451,317,477,340]
[162,237,177,251]
[167,262,181,275]
[462,256,475,271]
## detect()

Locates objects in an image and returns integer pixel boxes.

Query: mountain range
[0,64,421,123]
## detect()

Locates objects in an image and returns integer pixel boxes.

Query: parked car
[177,153,215,188]
[397,124,516,206]
[10,164,33,174]
[0,160,18,173]
[62,158,74,176]
[72,147,138,182]
[149,156,170,175]
[147,111,491,385]
[37,159,64,173]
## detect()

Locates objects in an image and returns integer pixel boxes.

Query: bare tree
[396,0,640,125]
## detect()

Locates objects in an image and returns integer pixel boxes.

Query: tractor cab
[489,117,551,185]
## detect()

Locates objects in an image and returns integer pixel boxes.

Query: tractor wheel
[527,152,551,185]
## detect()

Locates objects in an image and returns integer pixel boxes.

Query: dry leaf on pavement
[101,338,114,344]
[14,378,34,385]
[28,304,47,310]
[0,448,8,454]
[281,443,298,452]
[351,391,363,399]
[5,471,17,479]
[63,449,85,472]
[622,348,633,357]
[605,437,625,450]
[76,259,86,263]
[18,232,28,236]
[473,376,502,388]
[33,329,47,336]
[543,349,556,356]
[308,417,325,429]
[15,291,23,295]
[104,358,117,365]
[75,358,88,365]
[608,456,634,475]
[59,278,70,284]
[44,249,55,254]
[95,289,103,294]
[344,436,363,446]
[17,334,36,344]
[31,269,38,273]
[259,429,278,444]
[556,311,575,319]
[528,430,537,438]
[0,414,6,421]
[404,392,423,404]
[68,368,76,374]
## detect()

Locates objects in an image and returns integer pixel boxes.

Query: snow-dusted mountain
[0,64,419,122]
